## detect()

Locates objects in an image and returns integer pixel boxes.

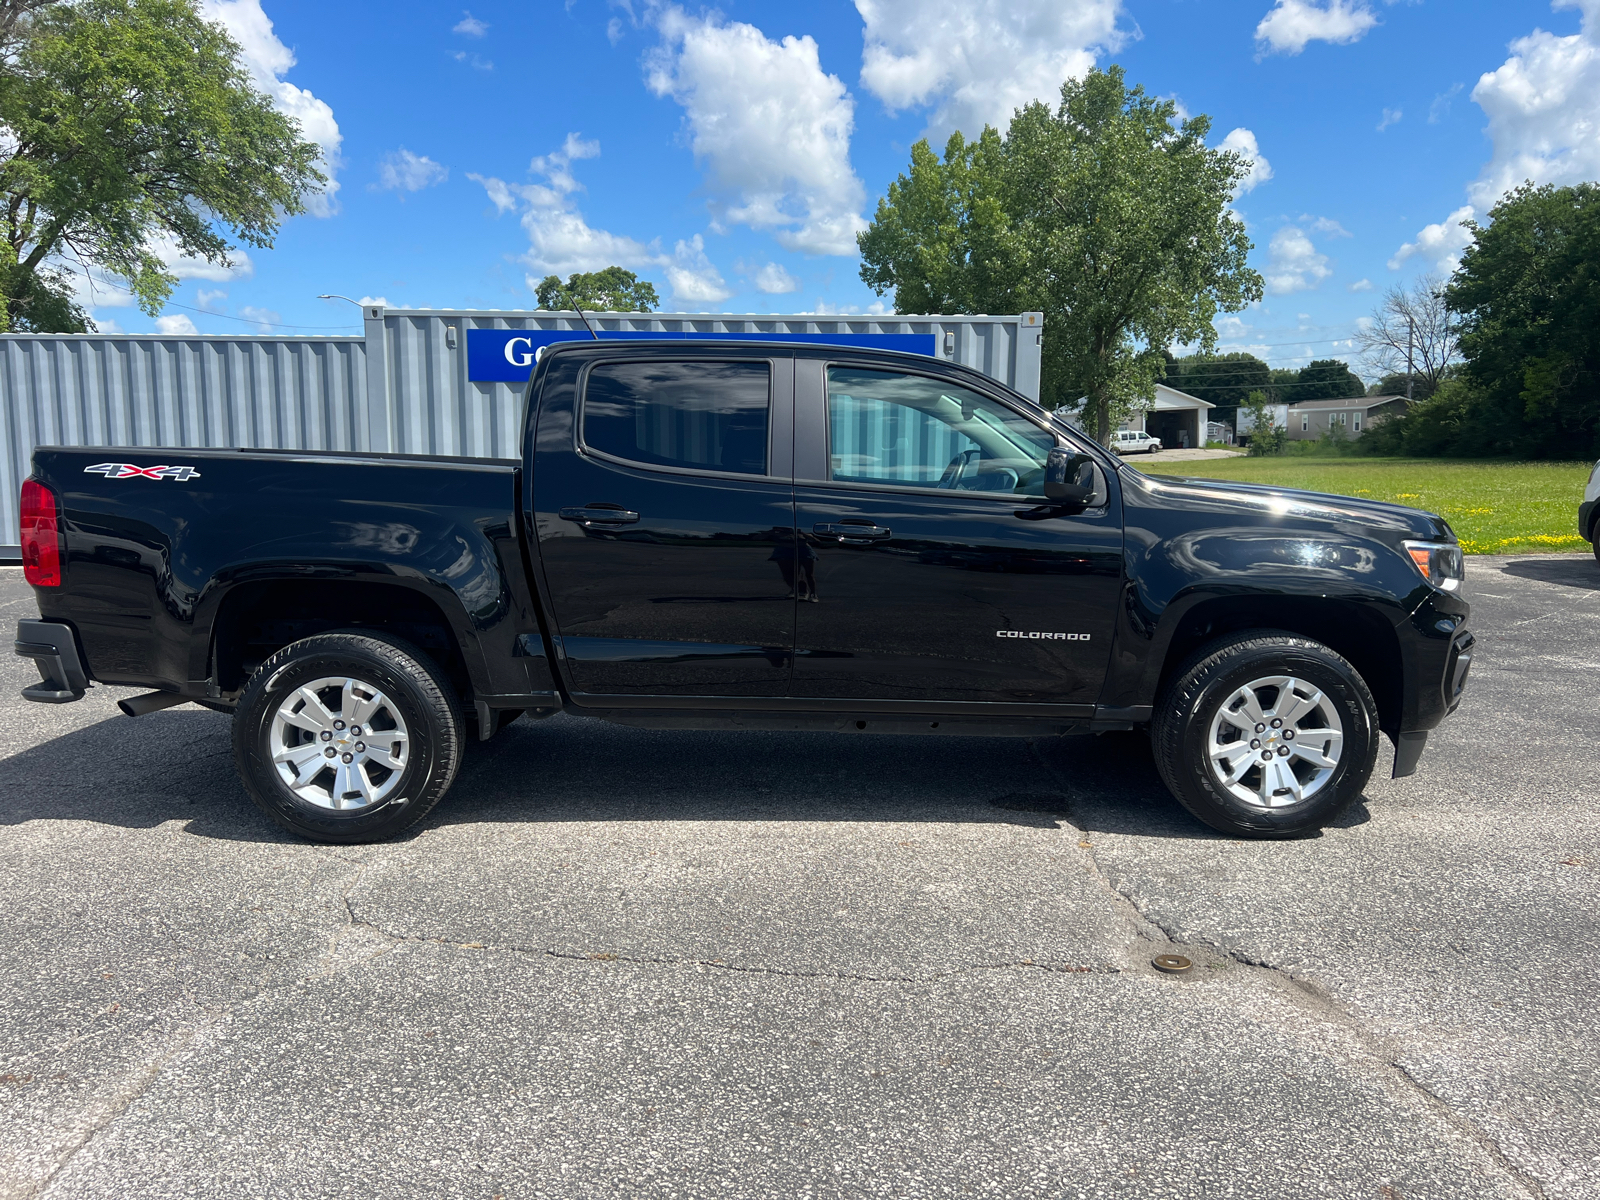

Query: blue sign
[466,328,938,384]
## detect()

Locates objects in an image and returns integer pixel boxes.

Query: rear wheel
[1152,633,1379,837]
[232,631,464,843]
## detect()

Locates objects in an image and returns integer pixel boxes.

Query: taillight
[20,479,62,587]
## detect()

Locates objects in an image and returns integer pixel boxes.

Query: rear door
[790,358,1122,705]
[531,350,797,697]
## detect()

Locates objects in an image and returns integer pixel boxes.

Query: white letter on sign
[504,336,534,367]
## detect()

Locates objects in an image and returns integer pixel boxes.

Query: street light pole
[317,294,362,308]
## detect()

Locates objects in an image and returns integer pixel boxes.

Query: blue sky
[79,0,1600,375]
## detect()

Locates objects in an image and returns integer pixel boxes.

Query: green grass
[1134,456,1593,555]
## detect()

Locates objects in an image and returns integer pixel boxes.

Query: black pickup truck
[15,340,1473,842]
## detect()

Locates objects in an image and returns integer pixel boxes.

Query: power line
[157,299,358,332]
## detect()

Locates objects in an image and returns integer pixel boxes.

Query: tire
[1151,632,1379,837]
[232,631,464,843]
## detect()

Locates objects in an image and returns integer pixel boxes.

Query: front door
[532,351,796,697]
[791,361,1122,705]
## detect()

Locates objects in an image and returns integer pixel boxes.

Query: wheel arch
[1154,595,1404,736]
[203,576,485,706]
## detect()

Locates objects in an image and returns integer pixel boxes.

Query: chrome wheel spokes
[268,676,410,811]
[1206,675,1345,809]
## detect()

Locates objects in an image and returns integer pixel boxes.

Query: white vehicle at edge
[1112,429,1162,455]
[1581,458,1600,564]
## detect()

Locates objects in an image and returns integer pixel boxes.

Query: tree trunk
[1093,392,1111,445]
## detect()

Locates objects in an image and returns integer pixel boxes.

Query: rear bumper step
[15,619,87,703]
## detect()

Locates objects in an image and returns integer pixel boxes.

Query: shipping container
[1,308,1044,556]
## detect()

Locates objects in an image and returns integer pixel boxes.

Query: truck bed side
[29,447,559,716]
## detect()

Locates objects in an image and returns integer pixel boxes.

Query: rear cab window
[582,360,771,476]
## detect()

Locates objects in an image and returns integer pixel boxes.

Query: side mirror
[1044,447,1095,503]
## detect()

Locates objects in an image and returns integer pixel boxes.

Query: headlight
[1403,540,1465,591]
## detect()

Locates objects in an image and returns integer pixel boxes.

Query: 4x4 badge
[84,463,202,481]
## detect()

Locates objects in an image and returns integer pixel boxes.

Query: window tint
[827,367,1055,497]
[583,361,770,475]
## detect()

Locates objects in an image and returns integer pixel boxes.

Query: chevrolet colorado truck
[14,340,1473,842]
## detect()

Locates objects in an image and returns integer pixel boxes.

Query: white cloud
[646,7,866,255]
[200,1,341,215]
[1388,204,1475,272]
[471,136,664,279]
[453,50,493,71]
[1264,225,1332,294]
[155,314,200,335]
[749,261,800,294]
[855,0,1126,141]
[664,235,733,305]
[1307,215,1351,236]
[1348,278,1374,291]
[1254,0,1378,56]
[1219,128,1273,194]
[376,148,448,193]
[90,316,124,334]
[358,295,389,307]
[1388,2,1600,278]
[1376,107,1402,132]
[1429,82,1463,123]
[139,232,255,283]
[238,305,280,332]
[453,10,487,37]
[1466,0,1600,211]
[196,288,228,311]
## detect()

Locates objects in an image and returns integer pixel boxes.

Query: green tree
[1292,359,1366,401]
[535,267,660,313]
[0,0,327,331]
[858,66,1262,443]
[1447,182,1600,458]
[855,127,1020,315]
[1240,389,1284,456]
[1163,351,1271,407]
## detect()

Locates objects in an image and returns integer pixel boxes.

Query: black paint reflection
[792,485,1124,704]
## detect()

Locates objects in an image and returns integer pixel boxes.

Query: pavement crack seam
[1026,743,1548,1199]
[335,903,1120,982]
[33,1019,223,1200]
[1102,873,1548,1199]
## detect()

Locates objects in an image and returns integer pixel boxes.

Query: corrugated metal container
[2,308,1043,554]
[362,308,1043,457]
[2,335,366,556]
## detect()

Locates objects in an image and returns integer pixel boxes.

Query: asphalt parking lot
[1,555,1596,1200]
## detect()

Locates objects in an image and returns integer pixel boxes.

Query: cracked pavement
[0,555,1596,1199]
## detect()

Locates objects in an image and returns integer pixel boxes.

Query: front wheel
[1151,633,1379,837]
[232,631,464,843]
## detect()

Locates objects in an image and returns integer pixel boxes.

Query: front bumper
[1390,590,1474,779]
[1581,499,1596,543]
[15,619,88,703]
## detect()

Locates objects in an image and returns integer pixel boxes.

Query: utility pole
[1406,314,1415,401]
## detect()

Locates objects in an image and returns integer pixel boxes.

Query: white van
[1112,430,1162,455]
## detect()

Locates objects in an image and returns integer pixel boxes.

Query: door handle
[813,522,891,544]
[560,505,640,526]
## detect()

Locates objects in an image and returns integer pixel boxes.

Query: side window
[826,366,1055,498]
[583,360,770,476]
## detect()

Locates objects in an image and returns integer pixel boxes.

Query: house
[1285,395,1408,440]
[1114,383,1215,450]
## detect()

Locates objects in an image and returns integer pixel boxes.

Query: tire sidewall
[233,637,455,842]
[1173,643,1377,836]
